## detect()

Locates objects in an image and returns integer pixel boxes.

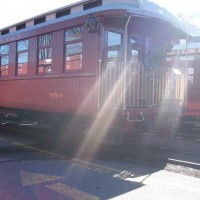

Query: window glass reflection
[0,45,9,55]
[129,38,139,63]
[17,40,29,51]
[65,27,83,42]
[17,40,29,75]
[108,32,121,47]
[107,31,121,61]
[38,34,52,47]
[18,52,28,64]
[0,56,9,76]
[38,33,53,74]
[66,42,82,56]
[65,26,83,71]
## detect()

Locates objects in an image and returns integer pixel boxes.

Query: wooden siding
[82,26,100,73]
[28,37,38,75]
[0,76,97,116]
[52,30,65,74]
[8,42,17,77]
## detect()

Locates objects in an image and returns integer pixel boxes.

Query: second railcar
[167,40,200,131]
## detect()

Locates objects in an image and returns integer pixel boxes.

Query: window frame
[0,44,9,76]
[37,33,53,75]
[106,30,122,62]
[128,36,141,63]
[64,26,83,72]
[17,39,29,76]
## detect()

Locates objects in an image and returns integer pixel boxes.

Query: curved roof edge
[137,0,190,37]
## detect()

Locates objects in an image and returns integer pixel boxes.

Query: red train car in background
[167,37,200,131]
[0,0,190,145]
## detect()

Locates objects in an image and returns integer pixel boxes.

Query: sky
[158,0,200,15]
[0,0,199,29]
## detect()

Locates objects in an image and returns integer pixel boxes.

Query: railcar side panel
[0,76,97,116]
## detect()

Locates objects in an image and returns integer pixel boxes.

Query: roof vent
[1,29,9,35]
[34,16,46,25]
[16,23,26,31]
[83,0,102,10]
[56,8,71,18]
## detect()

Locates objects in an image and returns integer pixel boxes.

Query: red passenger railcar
[167,39,200,131]
[0,0,189,144]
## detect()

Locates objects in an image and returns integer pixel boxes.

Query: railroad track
[0,124,200,171]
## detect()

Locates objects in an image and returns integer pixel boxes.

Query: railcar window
[38,33,52,74]
[0,44,9,76]
[65,26,83,71]
[17,40,29,51]
[107,31,121,60]
[129,38,139,63]
[17,40,29,75]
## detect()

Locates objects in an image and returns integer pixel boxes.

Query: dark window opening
[16,23,26,30]
[83,0,102,10]
[34,16,46,25]
[1,29,9,35]
[56,9,70,18]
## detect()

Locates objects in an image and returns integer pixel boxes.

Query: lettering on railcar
[49,92,64,99]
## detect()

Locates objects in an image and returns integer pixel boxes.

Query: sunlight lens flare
[75,69,127,158]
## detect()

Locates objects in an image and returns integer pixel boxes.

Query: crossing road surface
[0,132,200,200]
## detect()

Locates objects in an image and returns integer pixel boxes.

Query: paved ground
[0,132,200,200]
[140,130,200,154]
[136,131,200,167]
